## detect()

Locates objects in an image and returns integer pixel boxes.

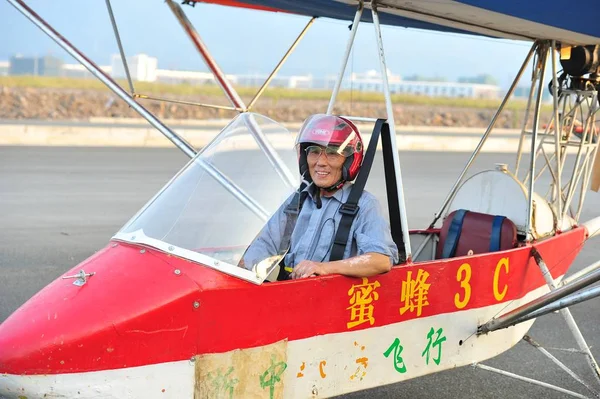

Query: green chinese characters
[383,327,447,373]
[259,354,288,399]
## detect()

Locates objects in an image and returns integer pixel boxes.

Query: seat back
[436,209,517,259]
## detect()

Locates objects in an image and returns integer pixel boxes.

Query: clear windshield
[113,113,299,284]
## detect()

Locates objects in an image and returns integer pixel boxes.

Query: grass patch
[0,75,541,111]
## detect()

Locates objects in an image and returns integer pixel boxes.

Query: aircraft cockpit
[113,113,302,284]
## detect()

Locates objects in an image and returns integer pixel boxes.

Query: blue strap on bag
[489,215,506,252]
[441,209,468,259]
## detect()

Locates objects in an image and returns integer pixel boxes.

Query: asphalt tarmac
[1,146,600,399]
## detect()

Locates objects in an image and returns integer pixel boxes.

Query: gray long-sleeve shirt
[243,183,399,269]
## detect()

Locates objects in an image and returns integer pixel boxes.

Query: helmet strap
[321,178,346,193]
[315,188,322,209]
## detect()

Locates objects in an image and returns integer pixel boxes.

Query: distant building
[512,85,553,102]
[62,63,112,78]
[322,69,500,99]
[390,81,499,98]
[111,54,157,82]
[9,55,38,75]
[404,74,448,82]
[234,73,313,89]
[40,56,63,77]
[0,61,8,76]
[8,55,64,76]
[458,74,498,85]
[156,69,234,85]
[1,53,502,100]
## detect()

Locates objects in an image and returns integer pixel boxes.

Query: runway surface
[1,146,600,399]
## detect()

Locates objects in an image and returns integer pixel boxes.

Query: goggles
[304,144,354,159]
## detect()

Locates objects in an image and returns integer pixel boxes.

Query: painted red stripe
[192,0,287,14]
[197,229,584,353]
[0,228,585,374]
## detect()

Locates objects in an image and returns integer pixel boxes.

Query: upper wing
[193,0,600,44]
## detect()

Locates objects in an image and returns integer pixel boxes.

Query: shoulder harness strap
[329,119,385,262]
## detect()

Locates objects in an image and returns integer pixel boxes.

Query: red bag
[437,209,517,259]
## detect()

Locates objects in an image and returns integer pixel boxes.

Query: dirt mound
[0,86,537,128]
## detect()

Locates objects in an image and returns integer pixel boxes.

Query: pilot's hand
[291,260,329,279]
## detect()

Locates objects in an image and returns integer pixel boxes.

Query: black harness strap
[380,122,406,262]
[329,119,385,262]
[276,183,308,280]
[279,190,307,251]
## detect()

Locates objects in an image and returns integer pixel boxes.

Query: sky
[0,0,535,88]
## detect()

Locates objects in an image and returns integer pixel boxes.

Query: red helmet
[296,114,364,185]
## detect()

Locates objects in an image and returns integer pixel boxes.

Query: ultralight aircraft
[2,0,600,398]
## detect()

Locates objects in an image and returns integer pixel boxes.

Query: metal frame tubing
[413,233,434,260]
[532,249,600,382]
[568,94,600,222]
[341,116,379,123]
[244,115,297,189]
[8,0,275,221]
[525,44,549,240]
[515,59,540,175]
[247,17,316,111]
[372,2,412,259]
[523,335,599,397]
[105,0,135,94]
[429,41,537,229]
[472,363,591,399]
[166,0,246,111]
[551,40,563,218]
[562,94,594,220]
[7,0,197,159]
[478,263,600,334]
[327,1,363,115]
[510,285,600,326]
[134,94,243,112]
[563,258,600,286]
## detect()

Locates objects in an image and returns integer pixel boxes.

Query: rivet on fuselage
[312,386,318,396]
[174,269,181,275]
[140,249,146,254]
[168,246,174,251]
[193,301,200,309]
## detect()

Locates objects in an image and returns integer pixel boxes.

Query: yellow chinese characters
[347,277,381,329]
[400,269,431,317]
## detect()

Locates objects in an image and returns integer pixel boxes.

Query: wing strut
[478,247,600,383]
[325,1,420,260]
[164,0,315,114]
[475,247,600,397]
[166,0,246,110]
[247,17,316,111]
[326,1,363,115]
[478,253,600,335]
[371,1,412,260]
[105,0,135,95]
[7,0,278,223]
[5,0,198,159]
[428,41,537,229]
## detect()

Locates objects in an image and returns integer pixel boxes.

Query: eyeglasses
[305,145,353,159]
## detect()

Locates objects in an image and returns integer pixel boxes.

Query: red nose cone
[0,243,208,375]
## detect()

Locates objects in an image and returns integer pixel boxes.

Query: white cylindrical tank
[445,165,564,239]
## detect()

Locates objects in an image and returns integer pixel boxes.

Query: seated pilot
[242,114,399,279]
